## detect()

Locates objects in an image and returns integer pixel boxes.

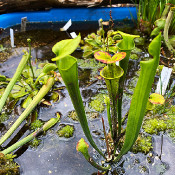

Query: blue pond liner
[0,7,137,29]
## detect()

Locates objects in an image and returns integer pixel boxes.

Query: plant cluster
[50,29,162,171]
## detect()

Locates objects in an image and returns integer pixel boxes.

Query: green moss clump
[31,120,43,130]
[89,94,105,112]
[131,47,143,54]
[132,135,152,154]
[0,153,19,175]
[77,58,105,69]
[0,113,9,123]
[143,118,167,134]
[130,54,139,60]
[30,138,41,148]
[57,125,74,138]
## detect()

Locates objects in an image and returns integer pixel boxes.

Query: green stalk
[57,55,104,157]
[100,65,124,143]
[0,77,55,145]
[77,138,111,171]
[114,31,139,135]
[164,8,175,55]
[27,39,35,79]
[104,96,113,138]
[114,33,161,162]
[0,52,30,113]
[1,117,59,155]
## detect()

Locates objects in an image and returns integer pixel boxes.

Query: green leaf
[149,93,165,104]
[115,33,161,162]
[52,34,81,61]
[11,88,29,99]
[56,55,104,157]
[0,75,6,81]
[42,63,57,74]
[94,51,111,63]
[115,31,140,50]
[22,96,32,108]
[85,39,100,47]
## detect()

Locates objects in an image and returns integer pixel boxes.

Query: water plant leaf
[149,93,165,104]
[94,51,111,63]
[22,96,32,108]
[115,33,162,161]
[114,31,140,50]
[94,51,126,64]
[56,55,104,157]
[0,52,30,112]
[52,34,81,61]
[42,63,57,74]
[111,52,126,62]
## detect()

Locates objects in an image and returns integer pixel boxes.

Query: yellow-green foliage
[0,153,19,175]
[143,118,167,134]
[89,94,105,112]
[30,138,41,148]
[132,135,152,154]
[57,125,74,138]
[31,119,43,130]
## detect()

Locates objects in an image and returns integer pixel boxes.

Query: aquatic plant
[57,125,74,138]
[52,32,162,171]
[1,116,59,155]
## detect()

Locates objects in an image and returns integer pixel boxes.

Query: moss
[143,118,167,134]
[0,113,9,123]
[77,58,105,69]
[131,47,143,54]
[57,125,74,138]
[0,153,19,175]
[30,138,41,148]
[130,54,139,60]
[68,111,99,121]
[89,93,105,112]
[31,120,43,130]
[132,134,153,154]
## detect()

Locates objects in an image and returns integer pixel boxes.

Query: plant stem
[101,117,110,158]
[105,96,113,138]
[27,39,35,79]
[0,77,55,145]
[164,8,175,55]
[85,154,111,171]
[0,52,30,113]
[1,117,59,155]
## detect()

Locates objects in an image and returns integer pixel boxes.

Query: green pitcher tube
[57,55,104,157]
[116,31,140,135]
[100,64,124,142]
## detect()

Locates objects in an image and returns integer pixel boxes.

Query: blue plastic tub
[0,7,137,29]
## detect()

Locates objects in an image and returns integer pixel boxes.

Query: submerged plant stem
[0,53,30,113]
[164,9,175,55]
[0,77,55,146]
[1,117,59,155]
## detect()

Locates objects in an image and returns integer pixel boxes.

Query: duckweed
[57,125,74,138]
